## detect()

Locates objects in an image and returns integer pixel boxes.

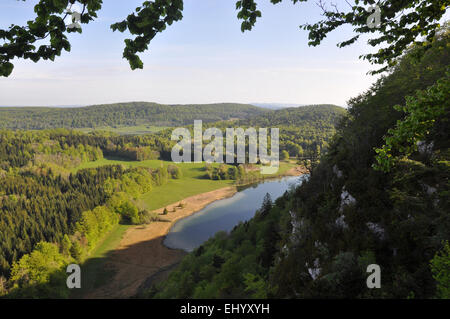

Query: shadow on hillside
[71,234,187,299]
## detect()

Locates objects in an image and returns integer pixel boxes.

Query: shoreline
[82,185,238,299]
[83,166,306,299]
[161,167,307,247]
[233,164,308,187]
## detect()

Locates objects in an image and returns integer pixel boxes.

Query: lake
[163,175,307,252]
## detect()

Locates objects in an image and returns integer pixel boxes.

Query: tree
[0,276,7,296]
[430,242,450,299]
[168,164,182,179]
[218,164,228,180]
[243,273,268,298]
[70,240,84,262]
[374,73,450,172]
[1,1,447,76]
[61,234,72,257]
[260,193,273,218]
[237,164,246,179]
[117,200,140,225]
[281,150,290,161]
[237,0,449,74]
[10,242,67,286]
[228,166,238,180]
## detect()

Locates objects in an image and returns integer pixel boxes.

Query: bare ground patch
[82,186,237,299]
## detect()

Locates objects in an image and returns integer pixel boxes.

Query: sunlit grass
[74,157,297,211]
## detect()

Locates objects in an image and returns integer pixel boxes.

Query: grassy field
[74,157,165,172]
[73,224,131,297]
[89,224,131,259]
[76,125,168,135]
[139,169,234,210]
[75,158,234,210]
[73,158,297,297]
[75,157,297,211]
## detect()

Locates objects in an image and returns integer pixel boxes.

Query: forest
[144,29,450,299]
[204,104,346,159]
[0,101,344,297]
[0,32,448,296]
[0,102,269,129]
[0,158,176,297]
[0,0,448,300]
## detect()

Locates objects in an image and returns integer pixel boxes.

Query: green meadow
[72,224,131,297]
[75,157,297,211]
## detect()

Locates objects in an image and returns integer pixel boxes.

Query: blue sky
[0,0,383,107]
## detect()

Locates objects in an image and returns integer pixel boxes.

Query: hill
[250,103,305,110]
[0,102,269,130]
[205,104,347,159]
[238,104,346,127]
[146,30,450,299]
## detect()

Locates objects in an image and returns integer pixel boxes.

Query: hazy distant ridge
[0,102,269,130]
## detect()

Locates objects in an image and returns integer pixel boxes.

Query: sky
[0,0,383,107]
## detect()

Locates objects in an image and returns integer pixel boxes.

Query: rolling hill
[0,102,269,130]
[238,104,346,127]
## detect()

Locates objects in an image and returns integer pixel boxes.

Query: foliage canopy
[1,0,448,76]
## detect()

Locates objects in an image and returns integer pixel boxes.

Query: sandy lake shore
[83,166,306,299]
[83,186,237,299]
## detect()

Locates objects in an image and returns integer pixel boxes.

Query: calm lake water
[163,175,307,252]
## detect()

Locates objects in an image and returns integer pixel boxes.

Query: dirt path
[83,186,237,299]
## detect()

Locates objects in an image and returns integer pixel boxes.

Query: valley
[0,1,448,301]
[0,104,330,298]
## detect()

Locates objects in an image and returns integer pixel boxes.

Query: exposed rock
[333,164,343,178]
[422,183,437,195]
[307,258,321,280]
[339,187,356,212]
[366,222,385,240]
[335,214,348,229]
[289,211,304,244]
[417,140,434,155]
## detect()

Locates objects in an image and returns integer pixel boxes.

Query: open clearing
[75,157,300,298]
[75,158,297,211]
[82,186,238,298]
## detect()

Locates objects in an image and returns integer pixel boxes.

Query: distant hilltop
[250,103,307,110]
[0,102,269,130]
[0,102,345,130]
[0,105,85,108]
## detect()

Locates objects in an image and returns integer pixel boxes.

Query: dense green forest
[145,30,450,299]
[0,128,177,296]
[0,103,345,168]
[0,101,344,162]
[0,158,175,297]
[0,102,269,129]
[203,105,346,159]
[238,104,345,127]
[0,102,344,297]
[0,0,448,301]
